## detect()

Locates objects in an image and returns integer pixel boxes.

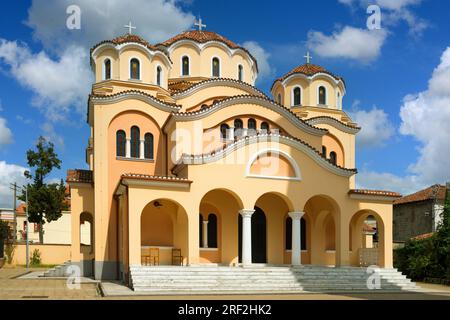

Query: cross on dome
[304,51,313,64]
[194,17,207,31]
[124,21,136,35]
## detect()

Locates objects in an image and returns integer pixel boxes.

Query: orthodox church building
[67,21,401,281]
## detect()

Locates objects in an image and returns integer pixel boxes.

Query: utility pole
[25,185,29,269]
[9,183,20,242]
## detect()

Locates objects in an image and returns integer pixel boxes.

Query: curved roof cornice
[172,78,268,99]
[169,95,328,136]
[89,90,181,113]
[306,116,361,134]
[174,133,356,177]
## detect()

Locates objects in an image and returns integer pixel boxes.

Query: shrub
[30,249,41,266]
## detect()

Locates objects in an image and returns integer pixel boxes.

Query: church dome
[159,30,258,72]
[274,63,344,87]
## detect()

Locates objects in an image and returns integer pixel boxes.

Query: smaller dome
[273,63,344,89]
[91,34,169,57]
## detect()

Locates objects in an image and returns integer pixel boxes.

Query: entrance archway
[140,199,188,265]
[238,207,267,263]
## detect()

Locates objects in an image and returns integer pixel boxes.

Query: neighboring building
[67,25,401,281]
[393,184,447,243]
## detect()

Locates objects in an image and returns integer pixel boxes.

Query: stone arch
[199,188,244,265]
[349,210,387,267]
[304,195,341,266]
[79,212,94,277]
[245,148,301,181]
[140,198,189,265]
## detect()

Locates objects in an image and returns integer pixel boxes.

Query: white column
[139,139,145,159]
[289,211,305,266]
[240,209,255,266]
[228,127,235,141]
[125,138,131,158]
[202,220,209,248]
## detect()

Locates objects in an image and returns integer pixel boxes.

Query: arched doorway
[238,207,267,263]
[140,199,188,265]
[79,212,94,276]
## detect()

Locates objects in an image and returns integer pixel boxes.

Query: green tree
[18,136,68,244]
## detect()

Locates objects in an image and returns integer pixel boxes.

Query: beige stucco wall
[11,244,71,265]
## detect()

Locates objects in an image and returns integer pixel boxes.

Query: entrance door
[238,206,267,263]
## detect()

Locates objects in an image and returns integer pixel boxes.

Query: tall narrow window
[322,146,327,156]
[220,123,229,140]
[278,94,282,105]
[104,59,111,80]
[330,151,337,165]
[130,58,140,80]
[182,56,189,76]
[293,87,301,106]
[238,65,243,81]
[130,126,140,158]
[116,130,126,157]
[319,86,327,105]
[248,118,256,135]
[144,133,154,160]
[261,122,269,133]
[212,57,220,77]
[234,119,243,137]
[207,214,218,248]
[337,92,341,109]
[156,66,162,86]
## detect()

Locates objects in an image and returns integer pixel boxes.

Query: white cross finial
[124,21,136,35]
[194,17,207,31]
[304,51,312,64]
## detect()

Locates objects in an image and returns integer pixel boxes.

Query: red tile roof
[67,169,93,184]
[272,63,344,90]
[394,185,447,205]
[159,30,258,71]
[411,232,434,241]
[349,189,402,198]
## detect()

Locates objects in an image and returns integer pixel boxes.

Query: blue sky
[1,0,450,207]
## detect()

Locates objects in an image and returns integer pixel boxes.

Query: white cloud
[41,122,65,149]
[0,39,92,122]
[350,106,394,148]
[241,41,274,82]
[0,117,13,146]
[339,0,427,37]
[26,0,195,52]
[307,26,388,63]
[356,47,450,194]
[399,47,450,186]
[0,161,28,208]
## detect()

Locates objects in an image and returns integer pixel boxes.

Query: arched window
[199,215,203,247]
[130,58,140,80]
[144,133,154,160]
[285,217,307,251]
[293,87,301,106]
[212,57,220,77]
[318,86,327,105]
[116,130,126,157]
[330,151,337,165]
[322,146,327,156]
[234,119,243,137]
[238,65,243,81]
[277,94,282,105]
[201,104,208,110]
[260,122,269,133]
[130,126,140,158]
[207,214,218,248]
[104,59,111,80]
[156,66,162,86]
[182,56,189,76]
[248,118,256,136]
[220,123,229,140]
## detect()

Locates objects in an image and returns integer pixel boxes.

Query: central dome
[160,30,240,49]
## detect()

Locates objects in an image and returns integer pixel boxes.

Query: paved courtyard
[1,267,450,300]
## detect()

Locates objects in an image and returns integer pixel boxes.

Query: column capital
[239,209,255,218]
[288,211,305,220]
[202,220,209,225]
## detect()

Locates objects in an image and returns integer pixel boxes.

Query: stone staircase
[43,260,72,277]
[129,265,421,294]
